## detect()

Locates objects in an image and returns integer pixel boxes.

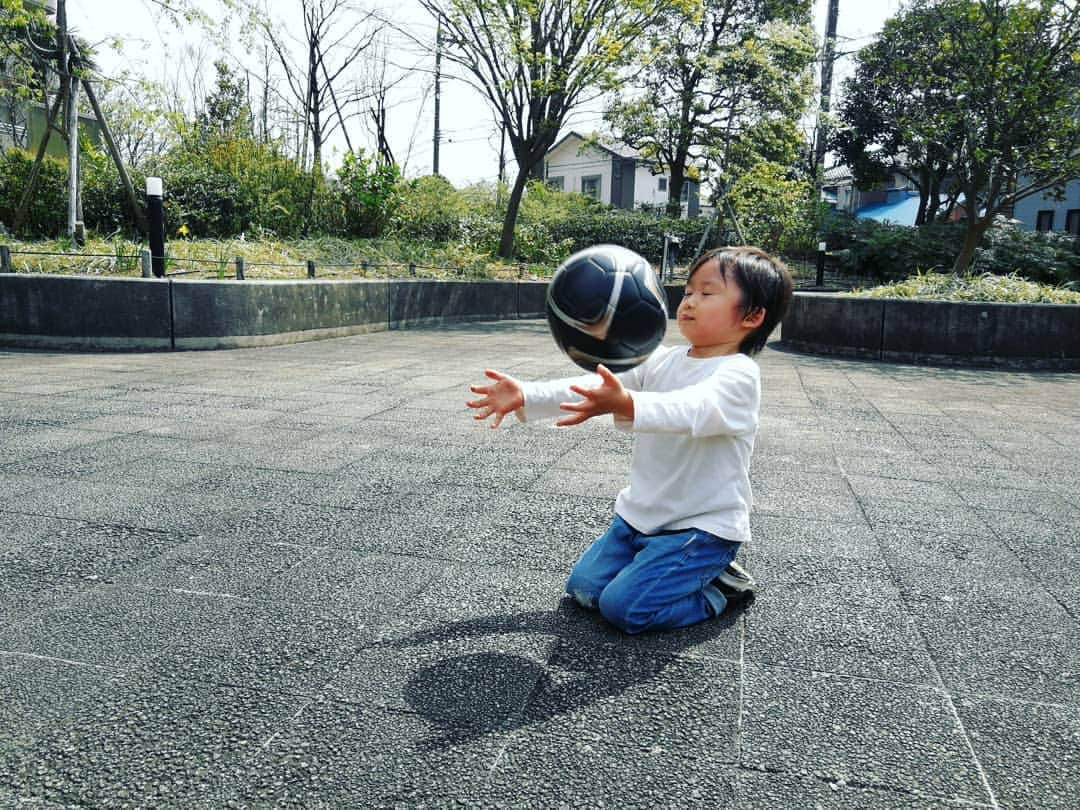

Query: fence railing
[0,244,872,290]
[0,245,531,281]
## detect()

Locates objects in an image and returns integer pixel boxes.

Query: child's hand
[467,369,525,429]
[557,365,634,427]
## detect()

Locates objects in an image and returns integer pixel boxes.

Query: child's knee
[597,582,649,634]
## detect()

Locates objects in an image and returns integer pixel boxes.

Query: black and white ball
[546,244,668,373]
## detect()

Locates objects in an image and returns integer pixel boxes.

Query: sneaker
[714,560,756,593]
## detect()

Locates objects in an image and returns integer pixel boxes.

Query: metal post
[146,177,165,277]
[235,257,245,280]
[140,248,152,278]
[409,262,416,276]
[307,259,315,278]
[816,241,826,288]
[0,245,11,273]
[518,262,526,279]
[361,260,368,275]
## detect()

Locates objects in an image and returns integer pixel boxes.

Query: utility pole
[813,0,840,195]
[57,0,82,242]
[813,0,840,287]
[432,23,441,176]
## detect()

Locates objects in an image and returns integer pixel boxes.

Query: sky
[65,0,904,188]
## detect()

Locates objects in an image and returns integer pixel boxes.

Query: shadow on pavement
[385,597,751,750]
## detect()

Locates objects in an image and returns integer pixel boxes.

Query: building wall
[1012,179,1080,233]
[0,100,102,158]
[545,134,702,217]
[544,139,614,203]
[634,165,668,209]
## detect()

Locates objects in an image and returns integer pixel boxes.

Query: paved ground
[0,320,1076,808]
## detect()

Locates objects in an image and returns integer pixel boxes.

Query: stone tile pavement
[0,320,1076,807]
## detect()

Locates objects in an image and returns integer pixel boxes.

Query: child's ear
[742,307,766,328]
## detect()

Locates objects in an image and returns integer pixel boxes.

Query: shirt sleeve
[627,361,760,437]
[519,374,598,421]
[519,361,650,423]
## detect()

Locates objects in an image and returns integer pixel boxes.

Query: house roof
[547,130,643,161]
[824,165,852,184]
[544,130,706,187]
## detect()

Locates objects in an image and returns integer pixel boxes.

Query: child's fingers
[490,411,506,429]
[484,369,508,381]
[568,384,595,398]
[557,414,591,427]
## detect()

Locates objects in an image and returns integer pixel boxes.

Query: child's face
[677,260,759,356]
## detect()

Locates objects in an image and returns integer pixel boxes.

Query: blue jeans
[565,515,740,634]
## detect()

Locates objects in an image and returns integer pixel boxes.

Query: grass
[854,270,1080,304]
[0,235,549,281]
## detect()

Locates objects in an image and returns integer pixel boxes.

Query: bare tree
[243,0,381,230]
[254,0,379,170]
[417,0,680,259]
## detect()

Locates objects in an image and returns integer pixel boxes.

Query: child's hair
[686,246,793,356]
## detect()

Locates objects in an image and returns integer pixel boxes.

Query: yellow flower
[178,224,190,237]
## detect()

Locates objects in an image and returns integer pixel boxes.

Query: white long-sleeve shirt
[520,345,760,542]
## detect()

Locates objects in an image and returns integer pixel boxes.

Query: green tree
[418,0,697,259]
[336,147,399,237]
[605,0,815,218]
[833,0,1080,271]
[726,160,816,254]
[199,59,251,137]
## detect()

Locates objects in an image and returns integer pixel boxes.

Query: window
[581,175,601,200]
[1066,209,1080,237]
[547,176,564,191]
[1035,210,1054,232]
[681,184,690,202]
[658,177,667,192]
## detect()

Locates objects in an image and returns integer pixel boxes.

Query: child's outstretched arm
[557,364,635,427]
[466,369,525,429]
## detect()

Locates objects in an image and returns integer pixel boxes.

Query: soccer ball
[546,244,668,373]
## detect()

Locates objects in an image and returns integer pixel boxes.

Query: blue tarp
[856,192,922,226]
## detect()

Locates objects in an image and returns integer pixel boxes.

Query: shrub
[973,218,1080,287]
[335,150,400,237]
[143,134,313,238]
[513,182,710,265]
[388,175,471,242]
[823,211,1080,286]
[855,270,1080,304]
[0,148,67,237]
[81,144,136,236]
[822,213,964,280]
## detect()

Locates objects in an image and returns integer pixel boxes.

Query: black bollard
[307,259,316,278]
[146,177,166,278]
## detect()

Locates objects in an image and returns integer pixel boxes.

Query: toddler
[466,246,792,633]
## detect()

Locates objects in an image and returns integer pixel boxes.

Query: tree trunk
[953,215,989,272]
[666,164,686,219]
[80,76,147,235]
[498,168,531,259]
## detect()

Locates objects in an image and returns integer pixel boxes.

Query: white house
[543,131,703,218]
[1012,180,1080,235]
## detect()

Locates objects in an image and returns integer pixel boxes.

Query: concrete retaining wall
[781,292,1080,370]
[171,279,390,350]
[0,275,173,351]
[0,274,554,352]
